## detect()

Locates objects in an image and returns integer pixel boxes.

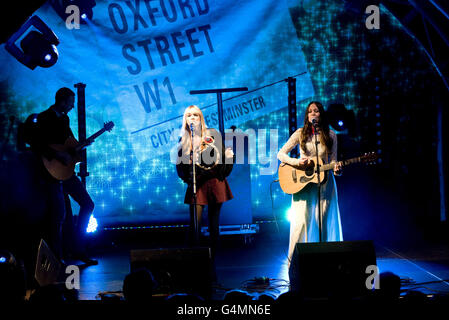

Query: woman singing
[277,101,343,265]
[175,105,234,259]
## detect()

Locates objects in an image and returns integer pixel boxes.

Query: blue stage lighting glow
[286,207,295,222]
[338,120,344,127]
[1,0,413,227]
[0,257,6,263]
[81,13,87,20]
[86,214,98,233]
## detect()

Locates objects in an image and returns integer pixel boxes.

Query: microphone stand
[190,123,199,244]
[313,123,322,243]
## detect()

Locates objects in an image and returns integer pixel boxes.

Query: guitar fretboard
[321,156,363,171]
[75,128,107,152]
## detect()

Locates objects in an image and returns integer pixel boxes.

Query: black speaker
[130,247,212,299]
[288,240,377,299]
[35,239,63,287]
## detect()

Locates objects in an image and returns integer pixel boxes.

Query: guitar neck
[75,128,106,151]
[321,156,364,171]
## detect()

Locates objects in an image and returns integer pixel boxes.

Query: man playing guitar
[30,87,97,266]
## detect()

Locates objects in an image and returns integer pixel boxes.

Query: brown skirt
[184,178,233,205]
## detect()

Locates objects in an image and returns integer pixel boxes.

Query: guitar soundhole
[305,167,314,176]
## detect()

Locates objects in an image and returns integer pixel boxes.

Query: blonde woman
[176,105,234,259]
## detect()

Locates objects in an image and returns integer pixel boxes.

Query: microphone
[190,123,194,136]
[311,118,319,135]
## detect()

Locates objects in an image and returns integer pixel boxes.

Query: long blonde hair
[179,105,208,156]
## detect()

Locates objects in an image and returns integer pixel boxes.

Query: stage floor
[73,224,449,301]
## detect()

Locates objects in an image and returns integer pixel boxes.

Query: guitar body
[40,121,114,181]
[278,152,378,195]
[42,136,83,181]
[278,158,327,195]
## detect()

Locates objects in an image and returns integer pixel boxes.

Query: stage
[1,0,449,311]
[70,222,449,302]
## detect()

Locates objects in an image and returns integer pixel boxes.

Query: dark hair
[55,87,75,104]
[300,101,333,153]
[223,289,254,303]
[123,268,157,303]
[165,293,204,303]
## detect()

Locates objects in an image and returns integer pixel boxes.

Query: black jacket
[176,128,234,185]
[28,106,74,160]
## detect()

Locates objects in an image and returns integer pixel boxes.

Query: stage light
[286,207,295,222]
[86,214,98,233]
[50,0,96,25]
[5,16,59,70]
[19,31,59,68]
[327,103,356,135]
[77,0,96,23]
[0,250,13,264]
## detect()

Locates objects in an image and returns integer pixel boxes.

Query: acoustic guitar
[278,152,378,194]
[42,121,114,180]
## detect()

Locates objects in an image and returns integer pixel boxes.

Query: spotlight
[286,207,295,222]
[5,16,59,70]
[50,0,96,25]
[76,0,96,23]
[327,103,356,135]
[81,0,96,21]
[19,31,59,68]
[86,214,98,233]
[0,250,14,264]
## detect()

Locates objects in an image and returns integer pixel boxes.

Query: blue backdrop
[0,0,314,226]
[1,1,443,238]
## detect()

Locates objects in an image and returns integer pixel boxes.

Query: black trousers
[62,175,94,256]
[189,203,222,260]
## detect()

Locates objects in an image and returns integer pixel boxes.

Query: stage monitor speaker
[130,247,212,299]
[288,240,377,299]
[34,239,62,287]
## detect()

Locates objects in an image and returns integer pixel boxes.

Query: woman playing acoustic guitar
[277,101,343,266]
